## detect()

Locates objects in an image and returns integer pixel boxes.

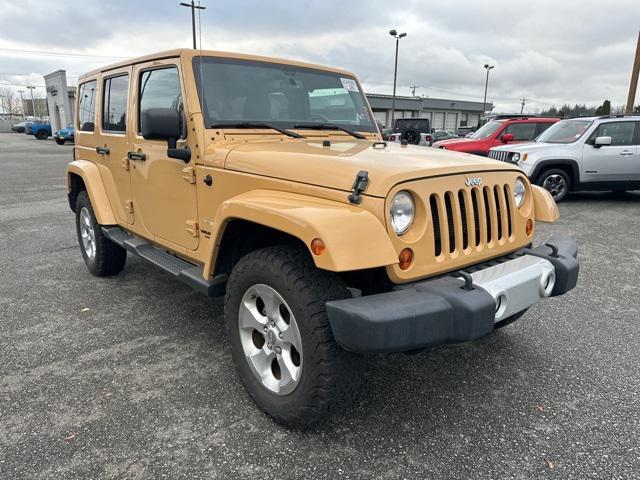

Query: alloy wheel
[542,174,567,200]
[238,283,303,395]
[79,207,96,259]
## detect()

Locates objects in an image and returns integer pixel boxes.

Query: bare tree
[0,87,21,117]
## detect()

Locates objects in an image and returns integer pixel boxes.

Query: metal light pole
[179,1,206,49]
[482,64,494,118]
[26,86,37,117]
[17,90,24,118]
[389,29,407,128]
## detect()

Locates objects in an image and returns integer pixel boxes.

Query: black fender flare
[530,159,580,186]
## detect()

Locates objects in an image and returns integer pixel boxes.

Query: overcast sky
[1,0,638,112]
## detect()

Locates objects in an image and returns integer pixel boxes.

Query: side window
[504,122,537,141]
[78,80,97,132]
[591,122,635,146]
[138,67,184,136]
[102,74,129,133]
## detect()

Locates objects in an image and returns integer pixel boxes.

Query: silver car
[489,115,640,201]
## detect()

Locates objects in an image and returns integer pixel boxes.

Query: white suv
[489,115,640,201]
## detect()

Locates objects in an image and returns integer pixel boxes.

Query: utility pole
[26,86,36,117]
[410,84,421,97]
[180,1,206,49]
[389,29,407,129]
[17,90,24,118]
[482,64,494,117]
[520,98,526,114]
[625,30,640,114]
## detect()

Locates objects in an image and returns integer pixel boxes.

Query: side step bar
[102,226,227,297]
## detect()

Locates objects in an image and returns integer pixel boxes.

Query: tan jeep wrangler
[67,49,579,428]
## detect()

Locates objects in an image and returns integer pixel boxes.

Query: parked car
[387,118,432,145]
[67,48,578,428]
[11,120,34,133]
[432,117,560,156]
[431,130,458,143]
[54,125,75,145]
[489,114,640,202]
[26,121,52,140]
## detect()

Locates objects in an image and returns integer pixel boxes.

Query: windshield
[536,119,592,144]
[192,56,376,132]
[469,120,503,139]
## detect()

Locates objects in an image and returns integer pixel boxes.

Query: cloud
[0,0,638,112]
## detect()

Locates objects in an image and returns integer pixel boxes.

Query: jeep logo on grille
[465,177,483,187]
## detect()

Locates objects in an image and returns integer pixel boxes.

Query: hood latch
[348,170,369,205]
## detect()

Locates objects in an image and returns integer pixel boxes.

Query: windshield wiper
[293,123,366,139]
[210,122,304,139]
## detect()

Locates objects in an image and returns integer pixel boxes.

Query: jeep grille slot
[429,195,442,257]
[427,182,516,259]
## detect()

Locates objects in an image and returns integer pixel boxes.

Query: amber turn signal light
[310,238,325,255]
[398,248,413,270]
[526,218,534,236]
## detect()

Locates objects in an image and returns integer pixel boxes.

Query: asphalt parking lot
[1,132,639,479]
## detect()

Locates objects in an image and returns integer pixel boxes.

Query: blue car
[54,125,75,145]
[26,121,52,140]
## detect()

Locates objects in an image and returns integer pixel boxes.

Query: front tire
[536,168,571,202]
[224,245,356,428]
[55,138,65,145]
[75,191,126,276]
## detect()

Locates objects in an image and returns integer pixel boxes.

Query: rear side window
[138,67,183,135]
[591,121,636,146]
[504,122,537,141]
[102,74,129,133]
[78,80,97,132]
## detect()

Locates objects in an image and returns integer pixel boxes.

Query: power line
[0,48,126,60]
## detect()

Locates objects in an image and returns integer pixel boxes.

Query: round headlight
[390,191,415,235]
[514,178,526,208]
[512,153,521,162]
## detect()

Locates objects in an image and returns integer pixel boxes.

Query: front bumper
[326,235,579,354]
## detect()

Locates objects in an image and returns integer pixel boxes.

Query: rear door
[96,67,134,224]
[129,59,199,250]
[581,121,638,182]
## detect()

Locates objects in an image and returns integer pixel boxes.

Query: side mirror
[501,133,514,143]
[594,136,612,148]
[141,108,190,162]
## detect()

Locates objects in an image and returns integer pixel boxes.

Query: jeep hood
[222,139,518,197]
[432,138,485,149]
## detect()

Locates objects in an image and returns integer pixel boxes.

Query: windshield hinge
[121,158,130,172]
[181,166,196,184]
[348,170,369,205]
[186,220,199,237]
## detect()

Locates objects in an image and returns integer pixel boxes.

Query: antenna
[197,2,205,126]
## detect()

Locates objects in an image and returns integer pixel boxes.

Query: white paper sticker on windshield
[340,77,359,92]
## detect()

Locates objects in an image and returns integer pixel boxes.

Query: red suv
[432,117,560,156]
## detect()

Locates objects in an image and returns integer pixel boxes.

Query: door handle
[96,146,110,155]
[620,151,634,156]
[127,151,146,161]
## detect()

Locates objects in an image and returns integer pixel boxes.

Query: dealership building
[366,93,491,131]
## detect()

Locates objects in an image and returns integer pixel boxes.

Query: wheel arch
[531,159,579,188]
[66,160,117,225]
[206,190,398,278]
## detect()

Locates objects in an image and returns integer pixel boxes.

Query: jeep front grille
[488,150,512,163]
[428,184,515,258]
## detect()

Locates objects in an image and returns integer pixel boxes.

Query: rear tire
[75,191,126,276]
[536,168,571,202]
[224,245,358,428]
[35,130,48,140]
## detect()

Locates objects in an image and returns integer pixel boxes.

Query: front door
[129,60,199,250]
[96,67,134,224]
[582,121,638,182]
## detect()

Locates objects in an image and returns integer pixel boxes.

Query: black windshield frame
[192,56,377,133]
